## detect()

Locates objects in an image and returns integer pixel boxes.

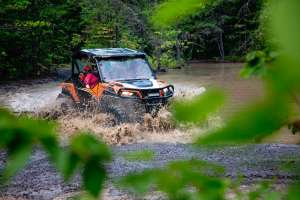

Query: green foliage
[0,109,111,198]
[120,160,226,200]
[80,0,153,51]
[122,150,154,161]
[0,0,267,79]
[0,0,84,79]
[151,0,211,29]
[176,0,265,60]
[240,50,277,78]
[172,89,225,124]
[151,30,187,68]
[0,109,58,182]
[63,134,111,197]
[197,96,290,144]
[286,182,300,200]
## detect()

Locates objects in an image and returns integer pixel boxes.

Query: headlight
[161,86,174,96]
[121,91,135,96]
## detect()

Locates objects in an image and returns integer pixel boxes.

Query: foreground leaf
[83,160,106,197]
[172,89,225,124]
[120,160,226,199]
[197,96,290,144]
[122,150,155,161]
[2,144,32,182]
[151,0,211,28]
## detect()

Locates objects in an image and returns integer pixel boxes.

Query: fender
[80,83,108,100]
[60,83,80,102]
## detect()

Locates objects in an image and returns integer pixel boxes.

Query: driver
[83,65,99,89]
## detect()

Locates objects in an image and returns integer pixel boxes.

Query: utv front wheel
[107,106,128,125]
[56,93,74,114]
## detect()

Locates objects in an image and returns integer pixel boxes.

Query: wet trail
[1,144,300,200]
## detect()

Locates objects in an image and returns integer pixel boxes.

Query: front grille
[141,89,160,99]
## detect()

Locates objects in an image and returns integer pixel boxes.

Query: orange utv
[58,48,174,123]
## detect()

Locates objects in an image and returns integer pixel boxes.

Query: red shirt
[84,73,99,88]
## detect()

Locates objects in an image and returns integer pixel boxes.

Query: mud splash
[31,102,222,145]
[53,107,197,145]
[0,80,61,113]
[0,76,210,145]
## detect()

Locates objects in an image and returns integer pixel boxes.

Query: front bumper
[118,85,174,109]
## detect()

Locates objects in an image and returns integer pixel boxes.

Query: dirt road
[0,144,300,200]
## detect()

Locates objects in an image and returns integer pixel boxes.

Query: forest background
[0,0,264,79]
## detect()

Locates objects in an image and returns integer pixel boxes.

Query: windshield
[99,58,154,82]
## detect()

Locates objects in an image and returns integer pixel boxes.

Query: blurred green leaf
[286,182,300,200]
[269,0,300,58]
[151,0,211,29]
[119,170,158,195]
[0,109,58,182]
[172,89,225,124]
[240,51,271,79]
[120,160,226,199]
[122,150,155,161]
[68,134,111,197]
[267,55,300,94]
[39,131,62,169]
[70,134,111,162]
[197,96,290,144]
[83,160,106,197]
[0,109,111,199]
[62,152,80,181]
[2,144,32,182]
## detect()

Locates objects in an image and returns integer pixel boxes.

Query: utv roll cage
[71,48,155,82]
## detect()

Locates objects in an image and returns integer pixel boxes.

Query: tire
[107,106,128,125]
[56,93,74,114]
[100,95,146,124]
[147,106,160,118]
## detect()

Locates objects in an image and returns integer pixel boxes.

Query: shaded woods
[0,0,264,79]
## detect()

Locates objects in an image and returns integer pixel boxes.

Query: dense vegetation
[0,0,264,79]
[177,0,265,60]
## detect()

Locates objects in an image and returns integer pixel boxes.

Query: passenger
[79,72,85,83]
[83,65,99,89]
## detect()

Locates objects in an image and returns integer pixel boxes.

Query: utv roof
[80,48,146,58]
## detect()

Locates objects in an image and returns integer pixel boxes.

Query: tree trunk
[156,46,162,71]
[217,31,225,61]
[114,25,120,47]
[31,29,38,75]
[176,38,181,62]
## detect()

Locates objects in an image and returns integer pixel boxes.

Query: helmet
[83,65,91,72]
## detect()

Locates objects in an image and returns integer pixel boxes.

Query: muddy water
[0,80,61,113]
[160,62,300,144]
[0,63,248,113]
[160,62,263,115]
[0,63,298,144]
